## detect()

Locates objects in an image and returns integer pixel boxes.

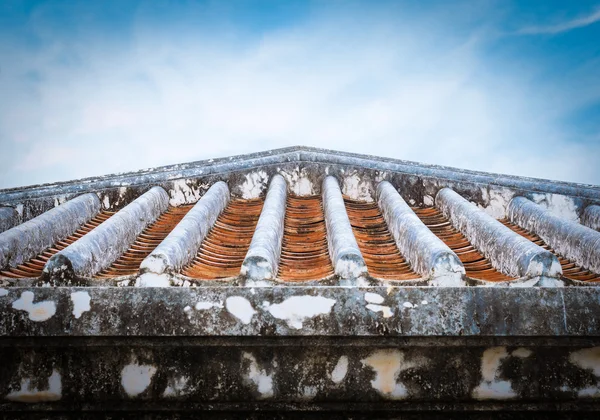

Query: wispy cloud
[517,7,600,35]
[0,2,599,188]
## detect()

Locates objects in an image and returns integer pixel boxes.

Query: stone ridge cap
[1,146,599,202]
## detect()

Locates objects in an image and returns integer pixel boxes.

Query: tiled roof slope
[1,146,599,287]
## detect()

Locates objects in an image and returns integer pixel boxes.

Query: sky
[0,0,599,189]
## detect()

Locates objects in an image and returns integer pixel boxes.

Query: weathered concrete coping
[241,175,287,284]
[0,194,100,270]
[509,197,600,274]
[322,176,367,282]
[377,182,465,286]
[0,207,18,234]
[43,187,169,280]
[1,286,599,337]
[583,205,600,232]
[138,182,230,285]
[436,188,562,280]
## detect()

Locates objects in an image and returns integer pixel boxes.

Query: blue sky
[1,0,599,188]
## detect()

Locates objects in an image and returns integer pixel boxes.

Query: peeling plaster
[12,291,56,322]
[330,355,349,384]
[472,347,517,400]
[342,173,374,202]
[361,349,421,399]
[226,296,256,325]
[121,363,157,397]
[70,291,91,319]
[242,352,273,398]
[5,370,62,403]
[265,295,336,329]
[240,171,268,199]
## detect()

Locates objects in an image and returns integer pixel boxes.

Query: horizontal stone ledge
[1,286,599,337]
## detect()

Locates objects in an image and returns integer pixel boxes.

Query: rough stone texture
[377,181,465,286]
[509,197,600,274]
[322,176,367,282]
[436,188,563,280]
[138,182,230,285]
[0,206,18,234]
[43,187,169,281]
[241,175,287,284]
[583,205,600,231]
[0,194,100,270]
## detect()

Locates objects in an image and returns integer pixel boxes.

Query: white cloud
[0,4,598,188]
[517,7,600,35]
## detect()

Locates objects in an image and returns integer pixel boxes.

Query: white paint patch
[0,288,8,297]
[5,369,62,403]
[569,347,600,376]
[12,291,56,322]
[472,347,517,400]
[366,304,394,318]
[195,301,224,310]
[402,302,414,309]
[331,355,349,384]
[121,363,157,397]
[162,376,189,398]
[240,171,268,199]
[421,300,428,305]
[364,292,384,304]
[512,348,532,359]
[361,349,422,399]
[70,291,91,319]
[242,352,273,398]
[342,173,374,202]
[226,296,256,325]
[265,295,336,329]
[135,272,172,287]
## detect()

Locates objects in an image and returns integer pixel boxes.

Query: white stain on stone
[136,272,172,287]
[423,195,434,207]
[366,304,394,318]
[0,288,8,297]
[70,291,91,319]
[479,187,514,219]
[241,171,269,199]
[102,195,110,209]
[195,301,224,310]
[531,193,579,222]
[242,352,273,398]
[226,296,256,325]
[331,355,349,384]
[421,300,428,305]
[279,167,314,196]
[512,348,532,359]
[162,376,189,398]
[403,302,414,309]
[12,291,56,322]
[5,369,62,403]
[265,295,336,329]
[569,347,600,397]
[121,363,157,397]
[361,349,422,399]
[364,292,384,304]
[169,179,205,206]
[472,347,517,400]
[342,174,374,202]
